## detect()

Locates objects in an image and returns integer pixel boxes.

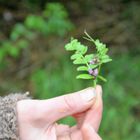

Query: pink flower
[88,68,98,77]
[88,68,94,75]
[93,68,98,77]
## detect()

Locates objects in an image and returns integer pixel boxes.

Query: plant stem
[84,31,95,44]
[93,80,96,87]
[98,64,101,74]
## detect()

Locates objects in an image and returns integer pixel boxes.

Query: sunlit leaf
[73,58,86,64]
[71,53,81,60]
[76,74,94,79]
[85,54,94,62]
[77,66,88,71]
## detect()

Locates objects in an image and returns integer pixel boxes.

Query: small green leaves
[76,45,88,54]
[90,64,98,69]
[65,31,112,87]
[76,74,94,79]
[73,58,86,64]
[77,66,88,71]
[65,39,78,50]
[100,55,112,63]
[85,54,94,62]
[65,39,88,54]
[70,53,81,60]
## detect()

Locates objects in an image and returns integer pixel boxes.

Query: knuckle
[63,94,79,112]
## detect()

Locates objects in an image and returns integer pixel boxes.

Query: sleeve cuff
[0,93,30,139]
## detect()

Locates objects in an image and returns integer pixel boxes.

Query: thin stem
[96,64,102,83]
[98,64,101,74]
[93,80,96,87]
[84,31,95,44]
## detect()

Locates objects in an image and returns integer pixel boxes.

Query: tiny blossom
[88,68,99,77]
[89,57,99,65]
[93,68,98,77]
[93,58,99,63]
[88,68,94,75]
[89,60,95,65]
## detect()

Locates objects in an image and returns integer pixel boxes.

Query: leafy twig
[65,31,112,87]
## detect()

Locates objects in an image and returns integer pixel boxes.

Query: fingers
[56,124,70,136]
[36,87,96,122]
[82,124,102,140]
[83,85,103,132]
[57,124,71,140]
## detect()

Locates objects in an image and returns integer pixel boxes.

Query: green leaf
[65,38,87,54]
[73,58,86,64]
[65,39,78,51]
[65,44,75,51]
[98,75,107,82]
[99,47,108,55]
[101,58,112,63]
[82,46,88,54]
[101,55,109,59]
[70,53,81,60]
[90,64,98,69]
[84,54,94,62]
[77,66,88,71]
[99,54,112,64]
[94,39,107,53]
[25,15,46,31]
[76,74,94,79]
[95,39,103,47]
[76,45,88,54]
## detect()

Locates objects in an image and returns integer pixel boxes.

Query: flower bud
[88,68,94,75]
[89,60,95,65]
[93,58,99,63]
[93,68,98,77]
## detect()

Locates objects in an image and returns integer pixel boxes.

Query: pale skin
[17,85,102,140]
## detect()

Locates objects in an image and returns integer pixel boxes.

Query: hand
[17,85,103,140]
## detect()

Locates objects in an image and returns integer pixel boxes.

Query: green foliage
[0,40,28,62]
[25,15,46,31]
[65,31,112,86]
[43,3,74,36]
[76,74,93,79]
[25,3,74,36]
[10,24,34,41]
[0,2,74,67]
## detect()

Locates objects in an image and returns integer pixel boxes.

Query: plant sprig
[65,31,112,87]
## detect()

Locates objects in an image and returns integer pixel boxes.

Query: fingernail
[81,88,96,102]
[96,85,102,97]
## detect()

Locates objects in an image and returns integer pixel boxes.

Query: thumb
[37,87,96,122]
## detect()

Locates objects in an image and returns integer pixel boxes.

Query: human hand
[17,85,103,140]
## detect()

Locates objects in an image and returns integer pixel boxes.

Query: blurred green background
[0,0,140,139]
